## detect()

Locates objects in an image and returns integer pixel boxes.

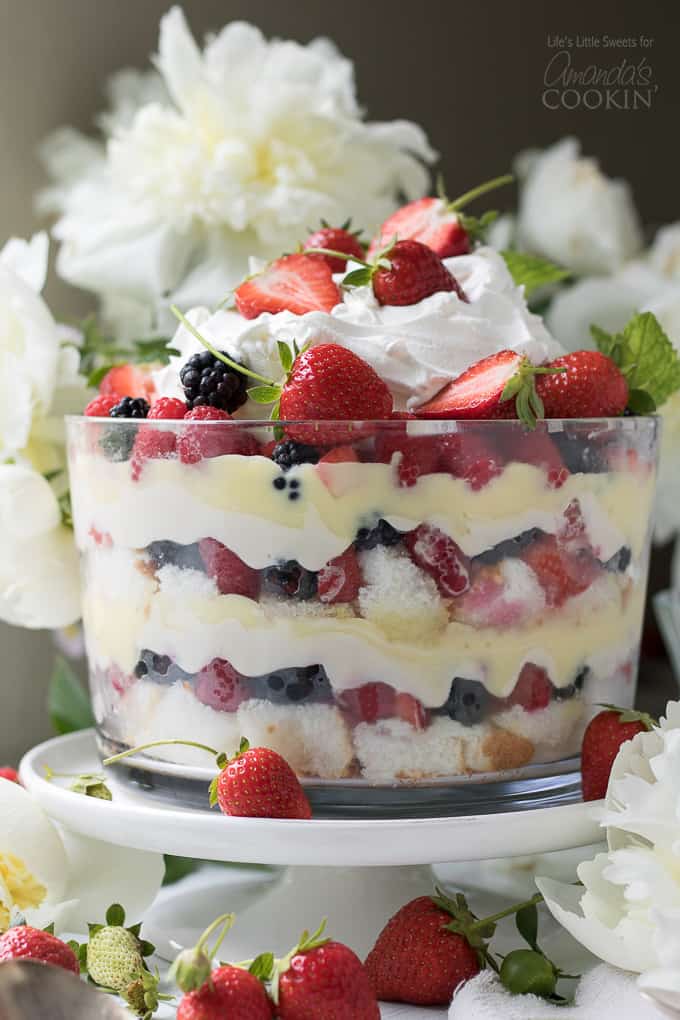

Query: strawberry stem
[170,306,275,386]
[597,704,657,730]
[448,174,514,213]
[468,893,544,932]
[196,913,235,958]
[103,739,220,766]
[303,246,372,268]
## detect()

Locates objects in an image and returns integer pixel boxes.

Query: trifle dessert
[67,196,660,796]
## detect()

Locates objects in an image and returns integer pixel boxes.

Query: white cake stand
[20,730,603,963]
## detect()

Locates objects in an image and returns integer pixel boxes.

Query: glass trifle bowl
[67,414,659,814]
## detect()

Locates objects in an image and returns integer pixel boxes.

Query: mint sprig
[76,315,179,386]
[591,311,680,411]
[501,251,572,298]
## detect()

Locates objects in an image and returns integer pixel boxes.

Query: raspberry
[318,547,362,603]
[130,427,176,481]
[199,538,260,598]
[148,397,188,419]
[194,659,248,712]
[509,664,553,712]
[84,394,118,417]
[178,406,258,463]
[375,432,440,487]
[404,524,470,597]
[438,433,504,490]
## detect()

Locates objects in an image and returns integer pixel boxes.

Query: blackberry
[99,425,136,462]
[474,528,544,567]
[263,560,318,600]
[109,397,150,419]
[134,649,190,685]
[271,440,320,470]
[354,518,402,551]
[250,664,332,705]
[146,540,205,572]
[438,678,488,727]
[604,546,631,573]
[180,350,248,412]
[553,434,608,474]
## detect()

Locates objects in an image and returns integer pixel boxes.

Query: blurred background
[1,0,677,761]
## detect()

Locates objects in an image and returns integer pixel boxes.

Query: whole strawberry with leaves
[581,705,656,801]
[0,924,80,974]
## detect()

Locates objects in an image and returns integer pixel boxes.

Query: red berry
[178,407,258,464]
[130,426,177,481]
[317,445,360,465]
[215,745,311,819]
[522,534,600,608]
[318,547,362,603]
[338,683,396,726]
[99,363,155,402]
[84,394,118,417]
[509,664,552,712]
[177,964,273,1020]
[235,253,341,319]
[438,432,504,490]
[404,524,470,597]
[537,351,629,419]
[417,350,524,419]
[279,344,393,445]
[374,432,441,487]
[370,197,470,259]
[581,708,651,801]
[195,659,249,713]
[364,895,480,1006]
[199,538,260,598]
[395,692,430,731]
[372,239,466,307]
[304,225,365,272]
[278,940,379,1020]
[148,396,188,419]
[0,766,20,784]
[499,427,569,489]
[0,926,80,975]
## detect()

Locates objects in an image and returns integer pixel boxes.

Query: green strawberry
[125,969,172,1020]
[86,904,155,997]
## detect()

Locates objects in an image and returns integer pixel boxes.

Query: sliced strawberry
[416,351,523,419]
[318,445,360,465]
[194,658,249,712]
[438,432,504,490]
[371,240,466,307]
[559,499,590,555]
[369,197,470,259]
[499,427,568,489]
[178,406,258,464]
[199,538,260,599]
[99,363,156,402]
[404,524,470,597]
[452,561,545,629]
[130,427,176,481]
[338,682,396,726]
[522,534,600,608]
[318,547,362,603]
[84,394,118,417]
[375,433,440,487]
[508,664,552,712]
[234,253,341,319]
[395,692,430,731]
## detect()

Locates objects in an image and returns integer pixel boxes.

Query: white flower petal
[649,222,680,282]
[0,233,49,293]
[0,464,60,540]
[0,516,81,628]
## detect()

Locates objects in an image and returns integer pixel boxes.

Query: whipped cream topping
[154,247,563,411]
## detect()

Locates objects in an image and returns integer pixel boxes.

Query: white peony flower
[0,234,88,628]
[537,701,680,1012]
[39,6,435,338]
[517,138,643,276]
[649,222,680,282]
[0,777,163,933]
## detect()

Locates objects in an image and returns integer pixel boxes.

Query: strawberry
[276,923,379,1020]
[438,432,504,490]
[0,926,80,974]
[318,445,360,465]
[404,524,470,597]
[395,692,430,730]
[581,707,655,801]
[370,239,466,306]
[199,538,260,598]
[318,547,362,603]
[522,535,600,608]
[364,892,484,1005]
[211,739,312,819]
[178,965,274,1020]
[130,426,176,481]
[499,427,568,488]
[417,350,524,419]
[338,682,396,726]
[370,197,470,259]
[374,432,440,487]
[195,659,249,713]
[235,253,341,319]
[0,766,20,783]
[304,222,365,272]
[536,351,628,419]
[509,664,553,712]
[99,363,156,402]
[178,406,258,464]
[148,396,188,419]
[279,344,393,444]
[84,394,119,417]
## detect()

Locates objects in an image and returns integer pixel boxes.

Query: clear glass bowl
[67,415,659,815]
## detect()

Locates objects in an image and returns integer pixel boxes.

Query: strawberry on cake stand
[22,183,672,973]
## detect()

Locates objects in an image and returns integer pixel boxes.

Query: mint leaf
[249,952,275,981]
[342,267,374,288]
[591,312,680,408]
[458,209,499,243]
[131,337,178,365]
[277,340,293,374]
[627,389,657,414]
[247,384,281,404]
[48,656,95,735]
[502,251,571,298]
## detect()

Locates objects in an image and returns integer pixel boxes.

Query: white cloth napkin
[448,966,668,1020]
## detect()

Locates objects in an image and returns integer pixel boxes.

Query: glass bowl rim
[65,414,660,429]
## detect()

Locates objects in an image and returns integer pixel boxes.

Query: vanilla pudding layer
[70,454,654,569]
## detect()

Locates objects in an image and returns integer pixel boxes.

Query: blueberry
[262,560,318,599]
[273,476,286,491]
[438,678,489,726]
[553,435,608,474]
[554,665,589,701]
[134,649,190,685]
[354,518,402,550]
[271,440,320,470]
[250,664,332,704]
[147,541,205,572]
[604,546,631,572]
[475,528,544,567]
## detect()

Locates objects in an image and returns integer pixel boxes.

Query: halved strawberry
[395,692,430,731]
[234,254,341,319]
[318,547,362,603]
[438,433,504,490]
[508,664,552,712]
[338,683,396,726]
[416,351,523,420]
[521,535,600,608]
[99,363,156,402]
[318,445,360,465]
[199,538,260,599]
[369,198,469,260]
[404,524,470,597]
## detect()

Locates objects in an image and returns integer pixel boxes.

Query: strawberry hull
[67,416,659,803]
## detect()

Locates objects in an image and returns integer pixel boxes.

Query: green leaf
[131,337,178,365]
[139,940,156,958]
[48,656,95,735]
[342,267,374,288]
[501,251,571,299]
[163,855,201,886]
[87,363,121,388]
[106,903,125,927]
[458,209,499,244]
[43,922,55,935]
[516,903,539,951]
[247,384,281,404]
[591,312,680,408]
[277,341,294,374]
[208,776,219,808]
[627,388,657,414]
[249,952,275,981]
